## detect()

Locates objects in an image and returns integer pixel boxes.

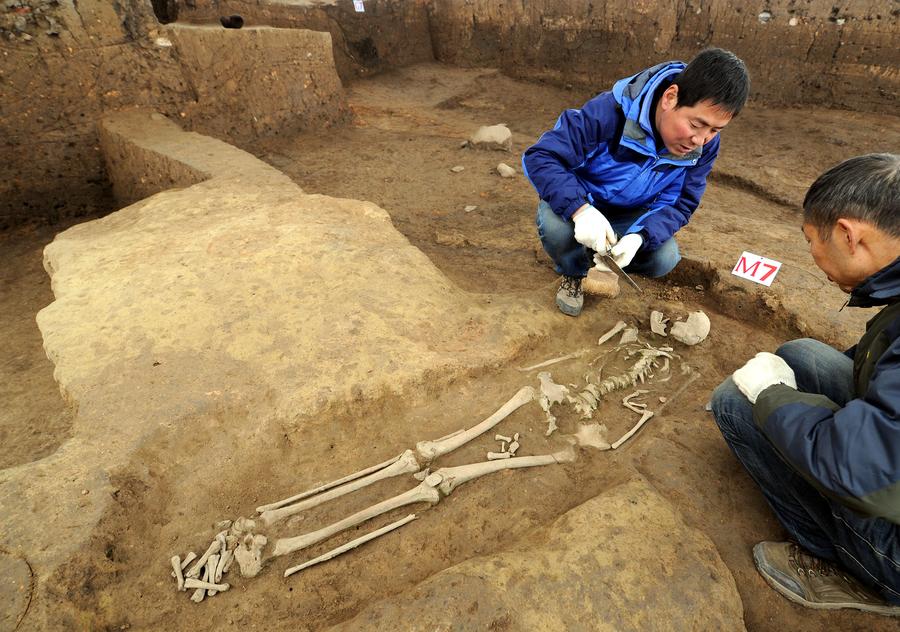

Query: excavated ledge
[2,110,556,627]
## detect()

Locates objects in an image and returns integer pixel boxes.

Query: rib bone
[611,410,655,449]
[283,514,418,578]
[415,386,535,461]
[259,450,422,526]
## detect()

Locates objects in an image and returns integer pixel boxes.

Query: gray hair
[803,154,900,239]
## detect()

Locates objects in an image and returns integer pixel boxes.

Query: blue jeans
[535,200,681,278]
[711,338,900,604]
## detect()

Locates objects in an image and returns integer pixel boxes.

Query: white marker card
[731,251,783,287]
[353,0,365,11]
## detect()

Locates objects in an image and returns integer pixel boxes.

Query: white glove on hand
[572,204,617,253]
[732,352,798,404]
[593,233,643,271]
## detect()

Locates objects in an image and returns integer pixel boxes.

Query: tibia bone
[272,482,441,558]
[255,453,403,514]
[259,450,421,526]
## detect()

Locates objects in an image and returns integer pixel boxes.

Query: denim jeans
[535,200,681,278]
[711,338,900,604]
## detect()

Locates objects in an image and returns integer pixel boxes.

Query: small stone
[450,165,465,173]
[835,17,845,25]
[788,17,798,26]
[21,33,32,41]
[464,205,478,213]
[757,10,772,23]
[496,163,516,178]
[658,396,667,403]
[468,124,512,152]
[695,285,704,291]
[81,489,89,495]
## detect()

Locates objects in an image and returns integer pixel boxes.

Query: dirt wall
[427,0,899,113]
[175,0,435,82]
[0,0,346,228]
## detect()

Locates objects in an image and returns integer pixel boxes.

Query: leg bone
[273,482,441,558]
[259,450,422,526]
[433,448,575,496]
[415,386,535,462]
[255,453,403,514]
[284,514,417,578]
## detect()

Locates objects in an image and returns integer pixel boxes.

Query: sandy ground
[3,63,899,630]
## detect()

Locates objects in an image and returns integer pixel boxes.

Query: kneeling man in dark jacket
[712,153,900,615]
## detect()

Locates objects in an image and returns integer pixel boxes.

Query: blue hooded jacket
[754,257,900,524]
[522,61,719,250]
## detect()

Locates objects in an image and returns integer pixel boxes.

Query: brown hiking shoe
[753,541,900,616]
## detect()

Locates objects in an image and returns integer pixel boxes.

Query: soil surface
[3,63,899,631]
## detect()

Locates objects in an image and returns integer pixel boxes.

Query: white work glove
[732,352,797,404]
[593,233,643,271]
[572,204,617,253]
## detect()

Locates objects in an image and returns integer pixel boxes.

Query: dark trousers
[711,338,900,604]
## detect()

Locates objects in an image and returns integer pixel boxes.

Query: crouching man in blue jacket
[523,48,749,316]
[712,154,900,615]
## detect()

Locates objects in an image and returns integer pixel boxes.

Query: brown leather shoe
[753,541,900,616]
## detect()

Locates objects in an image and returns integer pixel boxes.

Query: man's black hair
[804,153,900,239]
[673,48,750,115]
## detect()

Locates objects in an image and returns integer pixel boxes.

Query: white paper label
[731,251,783,286]
[353,0,365,11]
